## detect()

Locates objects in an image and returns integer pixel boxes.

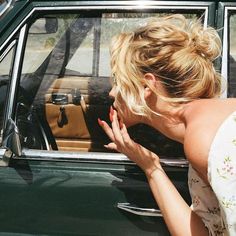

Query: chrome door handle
[117,203,162,217]
[160,158,188,168]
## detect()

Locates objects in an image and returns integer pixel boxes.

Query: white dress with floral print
[188,111,236,236]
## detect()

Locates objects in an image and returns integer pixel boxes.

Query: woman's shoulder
[184,98,236,148]
[183,98,236,179]
[184,98,236,125]
[185,98,236,115]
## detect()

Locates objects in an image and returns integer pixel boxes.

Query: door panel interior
[45,76,111,151]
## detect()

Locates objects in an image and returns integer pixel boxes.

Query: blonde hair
[110,14,222,117]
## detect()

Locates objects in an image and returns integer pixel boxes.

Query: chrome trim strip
[0,148,6,156]
[203,8,208,28]
[0,148,8,166]
[56,1,213,6]
[34,6,209,10]
[221,6,236,98]
[0,3,209,52]
[4,25,27,122]
[221,7,229,98]
[0,40,16,62]
[11,148,188,167]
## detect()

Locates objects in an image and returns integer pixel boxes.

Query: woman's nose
[109,86,116,98]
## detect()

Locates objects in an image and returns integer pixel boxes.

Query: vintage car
[0,0,235,235]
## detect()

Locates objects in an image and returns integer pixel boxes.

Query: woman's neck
[142,105,187,144]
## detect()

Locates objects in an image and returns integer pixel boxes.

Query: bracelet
[146,165,165,179]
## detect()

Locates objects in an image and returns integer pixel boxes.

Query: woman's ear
[144,73,156,99]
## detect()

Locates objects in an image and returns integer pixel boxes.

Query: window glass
[66,19,94,75]
[0,45,15,143]
[99,13,199,77]
[99,13,153,76]
[0,0,12,17]
[229,13,236,97]
[22,17,64,74]
[17,11,203,158]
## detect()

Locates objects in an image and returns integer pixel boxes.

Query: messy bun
[110,14,222,117]
[188,17,221,61]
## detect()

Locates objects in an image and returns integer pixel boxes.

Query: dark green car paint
[0,0,234,235]
[0,159,191,235]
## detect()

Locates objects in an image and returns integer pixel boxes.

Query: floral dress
[188,111,236,236]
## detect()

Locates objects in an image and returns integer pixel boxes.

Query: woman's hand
[98,106,161,177]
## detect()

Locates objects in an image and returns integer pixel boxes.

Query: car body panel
[0,0,234,235]
[0,156,190,235]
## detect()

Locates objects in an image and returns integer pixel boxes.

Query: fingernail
[119,120,123,129]
[98,118,104,126]
[109,112,113,122]
[110,106,114,115]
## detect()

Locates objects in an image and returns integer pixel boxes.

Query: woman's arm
[147,167,208,236]
[98,109,209,236]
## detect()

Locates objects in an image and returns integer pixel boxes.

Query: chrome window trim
[10,148,188,168]
[0,2,211,52]
[0,40,16,63]
[221,6,236,98]
[0,147,188,167]
[4,25,27,124]
[0,149,8,166]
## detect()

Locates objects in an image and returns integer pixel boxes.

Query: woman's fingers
[104,142,117,150]
[98,118,115,141]
[111,109,125,146]
[98,106,133,152]
[98,111,160,174]
[120,123,134,147]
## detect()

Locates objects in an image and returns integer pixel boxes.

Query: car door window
[16,9,206,159]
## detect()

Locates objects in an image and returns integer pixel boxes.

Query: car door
[0,1,216,235]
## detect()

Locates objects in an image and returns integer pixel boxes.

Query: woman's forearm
[146,166,209,236]
[98,114,208,235]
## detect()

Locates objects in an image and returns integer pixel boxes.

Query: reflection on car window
[99,13,194,76]
[17,11,202,158]
[0,45,15,144]
[0,0,12,17]
[66,19,94,75]
[229,13,236,97]
[22,18,63,74]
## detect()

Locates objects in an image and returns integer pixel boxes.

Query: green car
[0,0,235,235]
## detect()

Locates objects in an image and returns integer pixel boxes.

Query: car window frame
[0,40,17,154]
[0,1,215,167]
[218,2,236,98]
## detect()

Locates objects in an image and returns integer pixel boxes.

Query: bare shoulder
[183,98,236,179]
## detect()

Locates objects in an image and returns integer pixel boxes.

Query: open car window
[17,10,205,159]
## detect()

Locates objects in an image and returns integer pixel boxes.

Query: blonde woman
[98,14,236,236]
